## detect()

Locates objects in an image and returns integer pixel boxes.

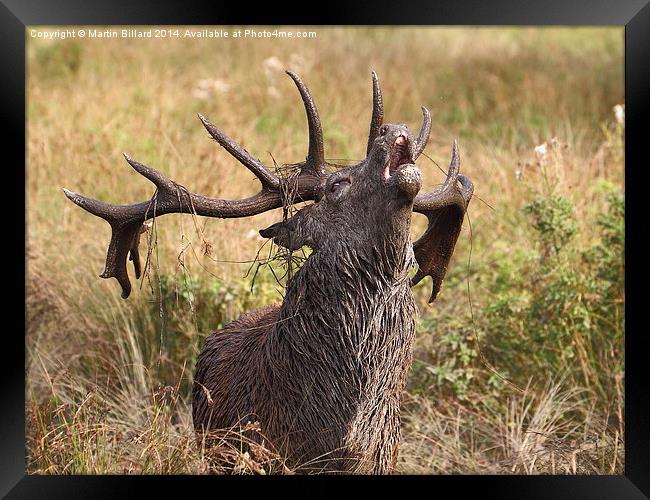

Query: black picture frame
[6,1,648,497]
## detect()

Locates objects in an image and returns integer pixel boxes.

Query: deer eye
[379,125,389,135]
[330,179,350,193]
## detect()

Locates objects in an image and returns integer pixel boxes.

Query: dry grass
[26,27,624,474]
[399,381,624,474]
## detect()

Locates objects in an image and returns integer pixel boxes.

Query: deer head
[63,71,473,303]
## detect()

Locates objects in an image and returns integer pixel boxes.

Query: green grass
[26,26,624,474]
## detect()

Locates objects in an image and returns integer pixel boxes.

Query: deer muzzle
[383,131,421,199]
[384,133,414,180]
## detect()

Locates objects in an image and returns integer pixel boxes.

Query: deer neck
[269,230,417,380]
[261,224,418,469]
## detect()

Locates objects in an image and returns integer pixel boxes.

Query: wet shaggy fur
[192,236,417,474]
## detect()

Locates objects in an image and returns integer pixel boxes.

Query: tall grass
[26,27,624,474]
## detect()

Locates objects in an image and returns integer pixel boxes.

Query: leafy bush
[482,189,624,402]
[410,316,479,400]
[412,184,624,411]
[523,195,577,255]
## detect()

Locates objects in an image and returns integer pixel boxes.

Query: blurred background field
[26,27,624,474]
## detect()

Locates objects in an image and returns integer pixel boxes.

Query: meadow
[26,27,624,474]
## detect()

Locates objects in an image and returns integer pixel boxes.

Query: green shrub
[410,316,479,400]
[482,190,624,401]
[523,195,577,256]
[413,186,623,407]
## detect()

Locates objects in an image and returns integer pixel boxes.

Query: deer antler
[63,72,328,298]
[366,72,384,156]
[412,140,474,303]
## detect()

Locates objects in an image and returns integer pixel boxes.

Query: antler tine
[198,114,279,189]
[286,71,326,175]
[366,71,384,156]
[124,153,177,191]
[62,187,120,222]
[414,106,432,159]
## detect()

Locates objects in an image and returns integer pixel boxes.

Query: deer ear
[260,217,310,251]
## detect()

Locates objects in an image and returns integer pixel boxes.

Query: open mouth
[384,134,413,180]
